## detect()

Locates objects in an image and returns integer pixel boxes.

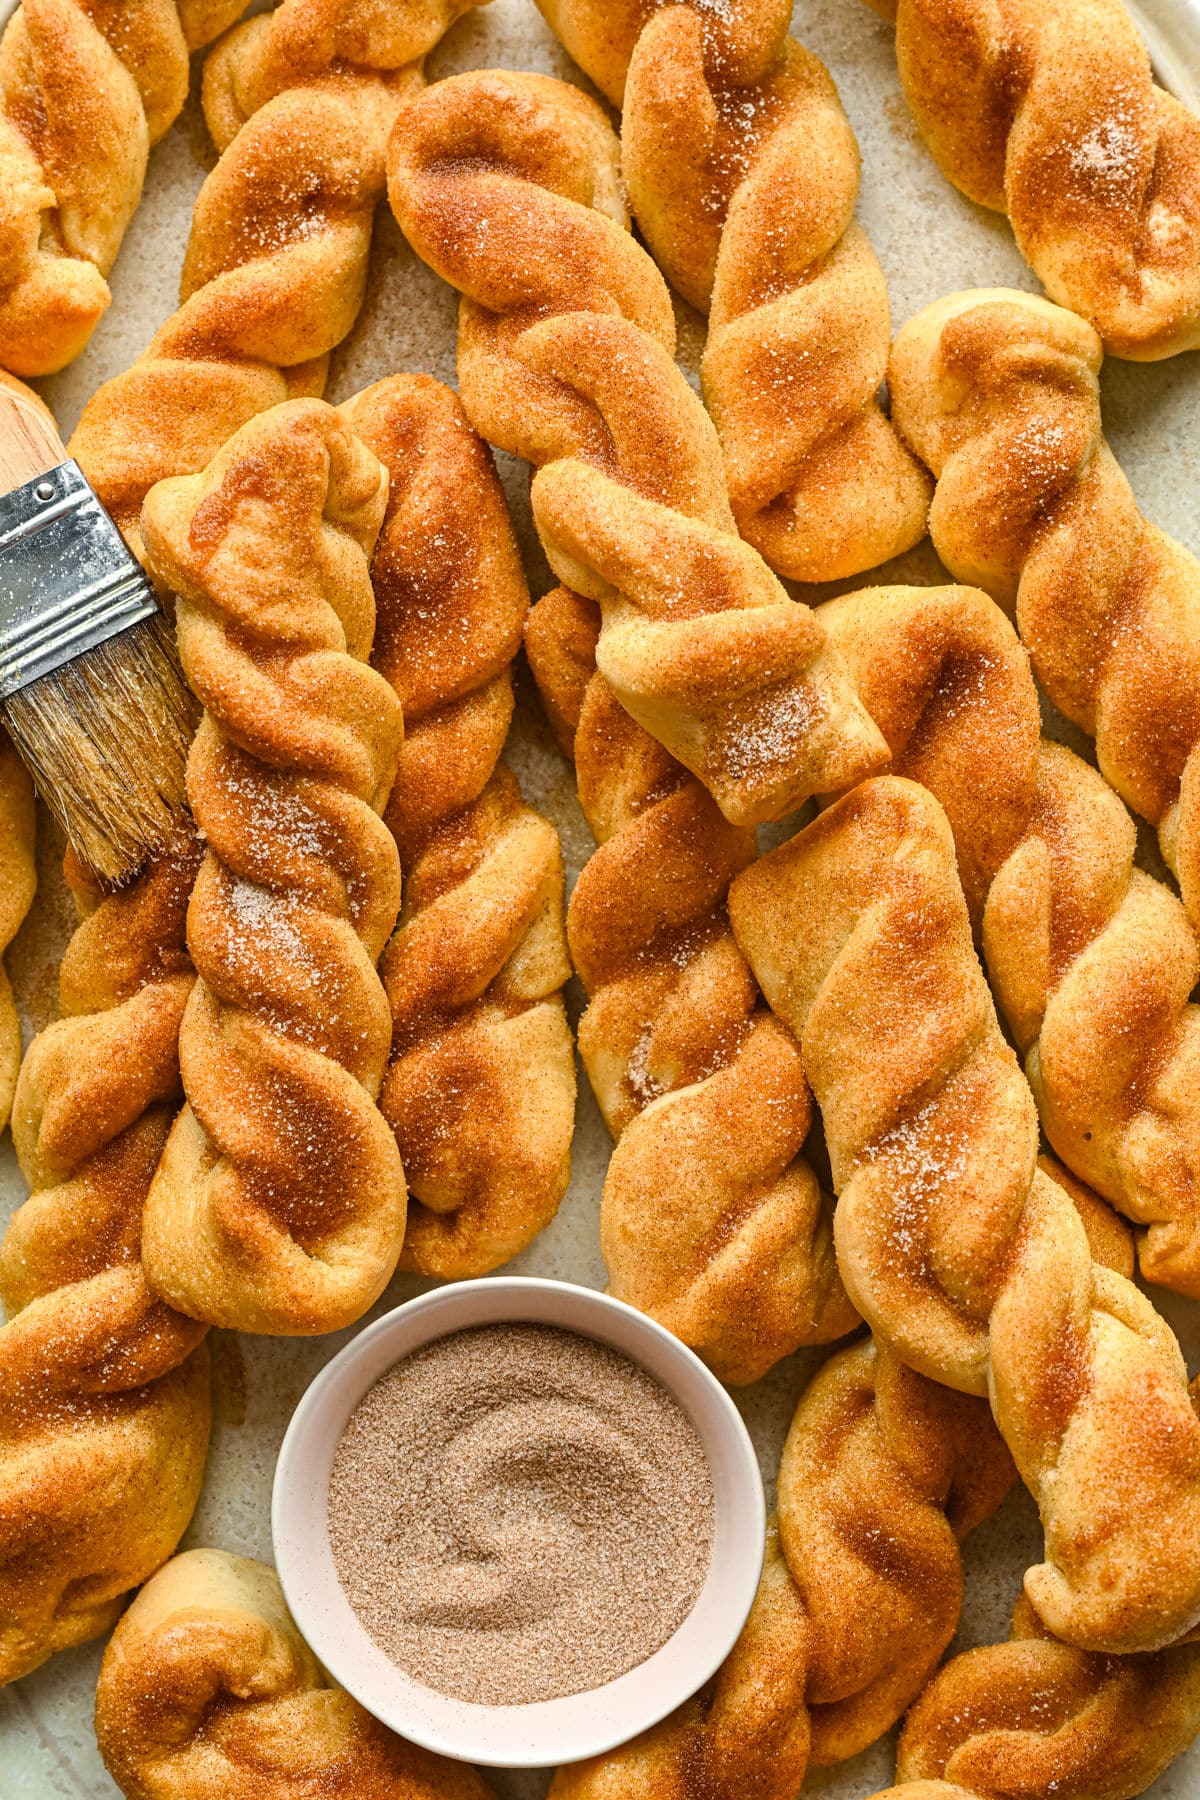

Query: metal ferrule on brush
[0,460,158,698]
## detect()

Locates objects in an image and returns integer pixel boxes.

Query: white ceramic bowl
[272,1276,765,1769]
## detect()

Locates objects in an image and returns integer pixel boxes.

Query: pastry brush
[0,377,198,886]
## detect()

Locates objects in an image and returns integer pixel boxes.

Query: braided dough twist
[729,776,1200,1653]
[95,1548,497,1800]
[388,68,887,827]
[527,580,855,1384]
[0,731,34,1134]
[0,844,208,1684]
[0,0,248,374]
[889,288,1200,933]
[68,0,487,562]
[537,0,931,580]
[138,399,405,1336]
[342,375,576,1278]
[866,0,1200,358]
[870,1595,1200,1800]
[821,582,1200,1297]
[551,1333,1015,1799]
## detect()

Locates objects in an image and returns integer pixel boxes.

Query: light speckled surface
[3,1,1200,1794]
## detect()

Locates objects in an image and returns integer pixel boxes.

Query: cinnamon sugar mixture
[327,1323,715,1705]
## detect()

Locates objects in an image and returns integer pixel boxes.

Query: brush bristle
[3,612,200,885]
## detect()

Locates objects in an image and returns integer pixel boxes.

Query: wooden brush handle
[0,373,68,494]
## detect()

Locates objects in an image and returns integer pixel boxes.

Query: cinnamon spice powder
[327,1322,715,1706]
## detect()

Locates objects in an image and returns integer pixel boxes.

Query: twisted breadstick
[536,0,931,581]
[138,399,405,1336]
[388,68,887,827]
[95,1548,497,1799]
[339,375,575,1277]
[729,776,1200,1654]
[0,0,249,375]
[551,1332,1015,1799]
[866,0,1200,359]
[870,1595,1200,1800]
[527,581,855,1384]
[820,581,1200,1298]
[0,731,34,1134]
[889,288,1200,933]
[0,842,208,1685]
[67,0,487,562]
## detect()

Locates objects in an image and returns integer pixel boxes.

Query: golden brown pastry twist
[527,580,855,1384]
[820,582,1200,1297]
[388,68,887,827]
[137,399,406,1336]
[870,1595,1200,1800]
[95,1548,497,1800]
[552,1332,1016,1799]
[729,776,1200,1654]
[0,730,34,1135]
[865,0,1200,359]
[340,374,576,1278]
[67,0,488,561]
[0,0,249,375]
[535,0,931,580]
[0,841,209,1685]
[888,288,1200,933]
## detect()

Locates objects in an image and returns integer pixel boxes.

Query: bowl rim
[1128,0,1200,107]
[271,1275,766,1768]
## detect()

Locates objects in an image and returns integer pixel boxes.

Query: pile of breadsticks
[1,2,1200,1799]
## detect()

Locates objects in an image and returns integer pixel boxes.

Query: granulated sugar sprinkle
[327,1323,715,1706]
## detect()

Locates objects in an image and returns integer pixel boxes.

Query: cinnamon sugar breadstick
[730,777,1200,1654]
[872,1593,1200,1800]
[342,374,576,1278]
[888,288,1200,933]
[96,1548,497,1800]
[139,400,406,1335]
[536,0,931,580]
[527,580,855,1385]
[0,842,208,1684]
[865,0,1200,358]
[819,581,1200,1298]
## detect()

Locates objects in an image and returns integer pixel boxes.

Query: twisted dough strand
[729,776,1200,1653]
[388,68,887,828]
[889,288,1200,933]
[0,842,209,1684]
[871,1595,1200,1800]
[0,0,248,374]
[551,1333,1015,1800]
[527,580,855,1384]
[0,730,34,1134]
[821,581,1200,1297]
[537,0,931,580]
[868,0,1200,358]
[139,399,406,1336]
[340,374,576,1278]
[68,0,487,561]
[95,1548,497,1800]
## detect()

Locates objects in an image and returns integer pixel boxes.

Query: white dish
[271,1277,765,1769]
